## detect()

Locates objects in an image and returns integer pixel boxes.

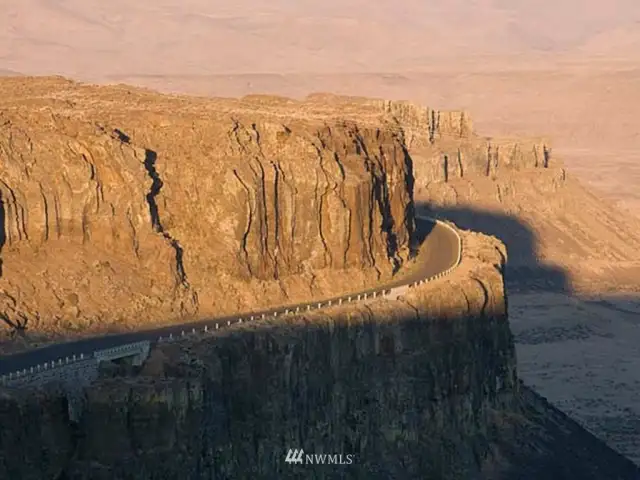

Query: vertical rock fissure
[272,161,281,278]
[232,169,254,276]
[275,161,295,268]
[248,123,277,276]
[543,145,551,168]
[332,151,352,267]
[429,109,436,143]
[367,172,377,268]
[398,141,417,257]
[237,123,277,277]
[486,143,492,177]
[53,194,61,238]
[313,142,332,268]
[252,157,275,275]
[371,147,400,273]
[352,131,378,268]
[38,184,49,241]
[143,148,189,287]
[126,208,140,259]
[444,154,449,182]
[11,188,27,241]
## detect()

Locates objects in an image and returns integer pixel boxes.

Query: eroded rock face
[0,388,73,480]
[0,77,417,342]
[412,138,552,184]
[210,119,415,279]
[0,111,195,336]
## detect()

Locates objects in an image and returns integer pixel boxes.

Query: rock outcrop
[0,77,574,351]
[0,77,420,348]
[405,94,640,289]
[386,88,640,465]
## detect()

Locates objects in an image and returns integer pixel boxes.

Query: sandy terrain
[510,293,640,464]
[2,1,640,74]
[2,0,640,466]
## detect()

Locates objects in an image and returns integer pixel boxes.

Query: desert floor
[510,292,640,464]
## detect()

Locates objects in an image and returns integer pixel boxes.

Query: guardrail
[1,353,89,384]
[94,340,150,365]
[154,288,396,344]
[0,342,152,388]
[0,217,462,389]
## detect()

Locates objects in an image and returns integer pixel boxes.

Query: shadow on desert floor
[415,202,570,294]
[416,200,640,466]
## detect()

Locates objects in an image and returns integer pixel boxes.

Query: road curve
[0,216,460,376]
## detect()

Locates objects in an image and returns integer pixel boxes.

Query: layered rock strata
[0,77,424,346]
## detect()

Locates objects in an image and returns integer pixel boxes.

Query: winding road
[0,215,460,376]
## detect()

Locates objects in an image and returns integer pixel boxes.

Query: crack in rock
[142,148,190,288]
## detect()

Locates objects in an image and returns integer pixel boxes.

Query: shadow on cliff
[415,202,571,294]
[39,309,637,480]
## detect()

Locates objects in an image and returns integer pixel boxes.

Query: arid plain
[2,0,640,465]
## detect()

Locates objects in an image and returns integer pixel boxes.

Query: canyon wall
[393,88,640,465]
[405,94,640,289]
[3,77,555,348]
[0,78,422,346]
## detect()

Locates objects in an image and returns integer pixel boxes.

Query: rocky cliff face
[1,79,638,478]
[0,77,419,347]
[302,94,552,184]
[402,89,640,287]
[412,138,551,184]
[221,119,415,279]
[1,228,636,479]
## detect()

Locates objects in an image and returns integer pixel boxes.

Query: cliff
[0,76,570,352]
[1,228,637,479]
[0,77,420,350]
[388,92,640,289]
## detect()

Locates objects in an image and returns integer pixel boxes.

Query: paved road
[0,216,459,375]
